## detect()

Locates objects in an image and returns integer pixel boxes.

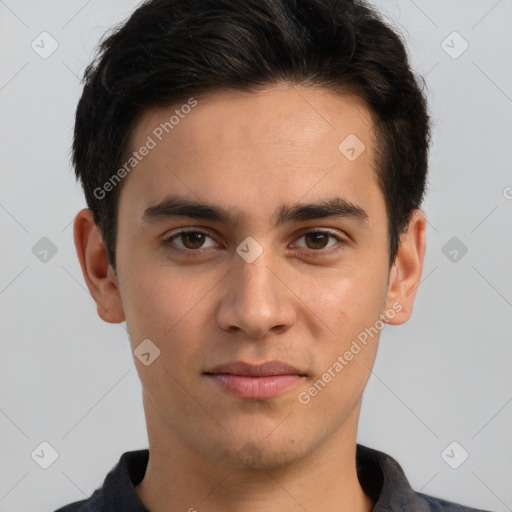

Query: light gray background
[1,1,511,511]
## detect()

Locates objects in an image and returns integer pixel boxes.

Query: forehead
[133,84,374,155]
[120,84,382,224]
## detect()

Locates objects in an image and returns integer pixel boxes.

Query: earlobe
[73,208,125,324]
[384,209,426,325]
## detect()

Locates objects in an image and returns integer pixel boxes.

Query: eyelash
[163,227,347,256]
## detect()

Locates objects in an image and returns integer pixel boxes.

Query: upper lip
[205,360,305,377]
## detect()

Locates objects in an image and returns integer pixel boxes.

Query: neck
[135,397,373,512]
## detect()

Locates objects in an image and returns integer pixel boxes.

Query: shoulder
[356,444,494,512]
[53,498,98,512]
[52,449,149,512]
[415,491,494,512]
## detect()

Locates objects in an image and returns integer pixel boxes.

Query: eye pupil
[305,233,329,249]
[182,232,205,249]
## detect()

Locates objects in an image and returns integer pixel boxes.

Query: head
[73,0,430,469]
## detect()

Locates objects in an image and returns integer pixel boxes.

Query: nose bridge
[234,247,281,312]
[217,245,296,337]
[237,252,275,300]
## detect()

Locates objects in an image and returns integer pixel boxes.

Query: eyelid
[163,226,215,239]
[292,227,347,243]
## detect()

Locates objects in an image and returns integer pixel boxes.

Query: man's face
[114,84,396,467]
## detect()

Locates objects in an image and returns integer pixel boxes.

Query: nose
[216,250,297,339]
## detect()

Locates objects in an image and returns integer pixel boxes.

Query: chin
[204,431,313,470]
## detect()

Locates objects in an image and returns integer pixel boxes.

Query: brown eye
[304,232,330,249]
[166,229,217,251]
[293,230,343,252]
[180,231,207,249]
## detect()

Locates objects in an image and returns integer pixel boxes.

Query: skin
[74,83,426,512]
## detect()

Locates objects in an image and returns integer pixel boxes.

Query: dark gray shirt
[54,444,493,511]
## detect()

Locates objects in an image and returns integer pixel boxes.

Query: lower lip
[206,374,303,399]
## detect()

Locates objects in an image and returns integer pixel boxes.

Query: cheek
[293,260,389,389]
[119,265,215,409]
[295,273,386,416]
[119,256,192,322]
[295,259,389,329]
[118,259,223,361]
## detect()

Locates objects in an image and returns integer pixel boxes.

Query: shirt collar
[100,443,421,511]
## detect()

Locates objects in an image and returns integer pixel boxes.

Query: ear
[73,208,125,324]
[384,209,426,325]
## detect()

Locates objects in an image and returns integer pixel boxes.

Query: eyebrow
[141,195,368,227]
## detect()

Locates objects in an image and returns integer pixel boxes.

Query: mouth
[204,360,307,400]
